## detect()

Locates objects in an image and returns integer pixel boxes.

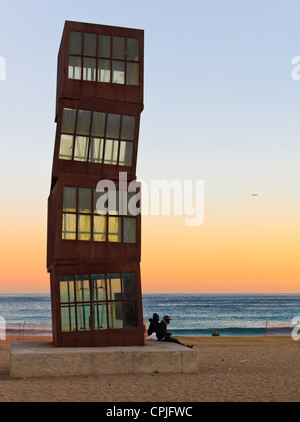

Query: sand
[0,336,300,402]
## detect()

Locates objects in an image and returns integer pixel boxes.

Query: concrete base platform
[10,340,199,378]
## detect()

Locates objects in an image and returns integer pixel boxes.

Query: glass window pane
[78,215,91,240]
[89,138,104,163]
[76,110,91,135]
[62,213,76,240]
[107,273,121,300]
[127,38,139,61]
[112,36,125,59]
[61,304,76,332]
[84,33,97,56]
[119,141,133,167]
[98,34,111,58]
[106,113,120,138]
[93,303,107,330]
[108,216,121,242]
[124,301,138,328]
[108,303,123,329]
[121,115,135,140]
[122,273,137,299]
[108,190,120,215]
[68,56,82,80]
[126,62,139,86]
[98,59,111,83]
[63,187,77,212]
[83,57,96,81]
[112,61,125,84]
[61,108,76,134]
[60,282,71,303]
[75,275,90,301]
[60,276,75,303]
[59,134,73,160]
[104,140,119,165]
[91,274,106,301]
[123,217,136,243]
[93,215,107,241]
[77,304,91,330]
[78,188,91,213]
[91,112,106,137]
[94,190,108,215]
[77,214,91,240]
[74,136,89,161]
[69,31,82,54]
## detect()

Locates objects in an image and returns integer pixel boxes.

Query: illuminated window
[62,187,76,240]
[62,187,137,243]
[60,275,76,332]
[68,30,140,86]
[76,275,91,330]
[59,108,135,167]
[59,272,138,332]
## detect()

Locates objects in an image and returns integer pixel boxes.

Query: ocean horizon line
[1,294,298,337]
[1,292,300,295]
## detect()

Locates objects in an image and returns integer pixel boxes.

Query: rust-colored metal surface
[47,21,144,347]
[55,21,144,120]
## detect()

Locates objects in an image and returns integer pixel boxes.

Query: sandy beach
[0,336,299,402]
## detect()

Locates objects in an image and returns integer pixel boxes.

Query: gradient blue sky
[0,0,299,292]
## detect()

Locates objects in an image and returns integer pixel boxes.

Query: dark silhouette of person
[156,315,193,348]
[147,313,160,336]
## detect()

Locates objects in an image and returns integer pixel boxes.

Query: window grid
[59,272,138,332]
[58,108,135,166]
[68,31,139,86]
[62,187,137,243]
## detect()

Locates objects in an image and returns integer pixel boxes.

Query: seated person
[156,315,193,348]
[147,313,160,336]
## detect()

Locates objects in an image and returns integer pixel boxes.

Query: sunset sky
[0,0,299,293]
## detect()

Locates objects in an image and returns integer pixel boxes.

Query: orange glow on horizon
[0,218,49,293]
[0,214,299,294]
[140,215,300,293]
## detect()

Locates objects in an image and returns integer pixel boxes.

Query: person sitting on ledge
[156,315,193,348]
[147,313,160,336]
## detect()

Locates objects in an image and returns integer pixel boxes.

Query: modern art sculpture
[47,21,144,347]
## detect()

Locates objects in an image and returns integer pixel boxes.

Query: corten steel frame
[47,21,145,347]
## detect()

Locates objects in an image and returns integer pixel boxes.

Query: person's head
[152,313,159,321]
[163,315,171,324]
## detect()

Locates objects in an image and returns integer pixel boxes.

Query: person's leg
[163,336,193,348]
[163,336,182,344]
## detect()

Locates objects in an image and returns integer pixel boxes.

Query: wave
[170,326,293,336]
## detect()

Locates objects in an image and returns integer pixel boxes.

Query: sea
[0,293,299,336]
